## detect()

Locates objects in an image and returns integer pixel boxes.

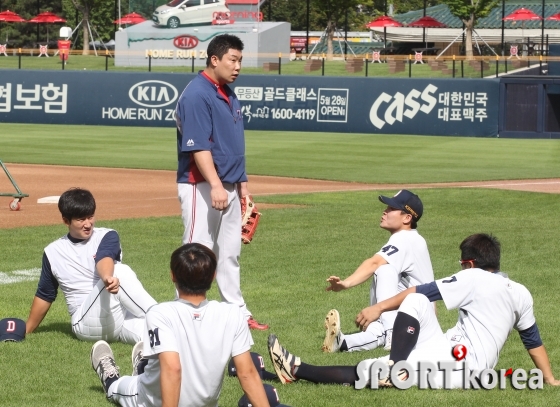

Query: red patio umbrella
[408,16,446,48]
[546,12,560,21]
[28,12,67,42]
[366,16,403,28]
[0,10,26,22]
[407,16,447,28]
[503,8,542,44]
[366,16,403,49]
[114,12,146,25]
[0,10,26,43]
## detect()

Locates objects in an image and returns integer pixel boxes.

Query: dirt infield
[2,163,560,229]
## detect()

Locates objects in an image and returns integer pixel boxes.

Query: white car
[152,0,230,28]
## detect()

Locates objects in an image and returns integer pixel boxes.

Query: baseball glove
[241,195,261,244]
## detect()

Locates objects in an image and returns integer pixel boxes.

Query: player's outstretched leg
[91,340,121,397]
[268,334,300,384]
[322,309,344,352]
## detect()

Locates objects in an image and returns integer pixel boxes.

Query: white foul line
[0,268,41,285]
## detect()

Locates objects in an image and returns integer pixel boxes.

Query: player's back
[138,299,252,407]
[441,269,535,371]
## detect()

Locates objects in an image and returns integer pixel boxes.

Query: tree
[62,0,121,54]
[311,0,374,59]
[442,0,498,58]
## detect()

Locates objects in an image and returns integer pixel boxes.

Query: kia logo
[173,35,199,49]
[129,80,179,108]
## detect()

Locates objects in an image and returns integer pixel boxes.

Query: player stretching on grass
[90,243,270,407]
[270,234,560,388]
[26,188,157,344]
[323,190,434,353]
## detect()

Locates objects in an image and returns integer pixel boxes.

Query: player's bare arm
[96,257,120,294]
[233,351,270,407]
[239,181,250,198]
[356,286,417,331]
[26,296,52,333]
[326,254,388,292]
[527,345,560,385]
[160,351,182,407]
[193,150,228,210]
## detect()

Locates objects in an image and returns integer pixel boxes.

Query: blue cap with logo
[379,189,423,221]
[0,318,26,342]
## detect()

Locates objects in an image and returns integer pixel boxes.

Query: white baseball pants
[178,182,250,318]
[71,264,157,345]
[343,264,399,351]
[108,376,138,407]
[360,293,462,388]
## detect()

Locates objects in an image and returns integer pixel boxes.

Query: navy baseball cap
[379,189,423,220]
[238,383,291,407]
[0,318,26,342]
[228,352,265,379]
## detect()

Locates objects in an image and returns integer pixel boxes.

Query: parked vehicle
[152,0,229,28]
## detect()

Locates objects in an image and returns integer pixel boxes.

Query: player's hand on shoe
[355,305,381,331]
[104,276,120,294]
[326,276,349,292]
[211,185,229,210]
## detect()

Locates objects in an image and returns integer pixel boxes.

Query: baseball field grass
[1,123,560,183]
[1,124,560,406]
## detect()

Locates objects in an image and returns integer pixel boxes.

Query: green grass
[1,123,560,183]
[2,189,560,406]
[0,54,511,78]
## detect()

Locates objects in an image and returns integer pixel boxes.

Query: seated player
[269,234,560,388]
[323,190,434,353]
[26,188,157,344]
[90,243,270,407]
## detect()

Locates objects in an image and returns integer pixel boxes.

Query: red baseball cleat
[248,316,269,330]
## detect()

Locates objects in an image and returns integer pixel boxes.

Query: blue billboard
[0,70,499,137]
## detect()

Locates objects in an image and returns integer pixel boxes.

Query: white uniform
[39,227,157,344]
[108,299,253,407]
[344,229,434,352]
[178,182,247,317]
[361,268,536,388]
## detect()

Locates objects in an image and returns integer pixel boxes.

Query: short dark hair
[206,34,244,67]
[459,233,501,271]
[58,188,96,221]
[400,210,418,229]
[170,243,217,295]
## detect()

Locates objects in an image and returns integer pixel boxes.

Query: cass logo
[173,35,199,49]
[128,80,178,108]
[369,84,438,129]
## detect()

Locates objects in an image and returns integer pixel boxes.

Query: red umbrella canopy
[546,12,560,21]
[503,8,542,21]
[28,12,66,24]
[114,12,146,25]
[366,15,403,28]
[408,16,447,28]
[0,10,26,22]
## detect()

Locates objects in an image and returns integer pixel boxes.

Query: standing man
[26,188,157,344]
[323,190,433,352]
[175,34,268,330]
[90,243,270,407]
